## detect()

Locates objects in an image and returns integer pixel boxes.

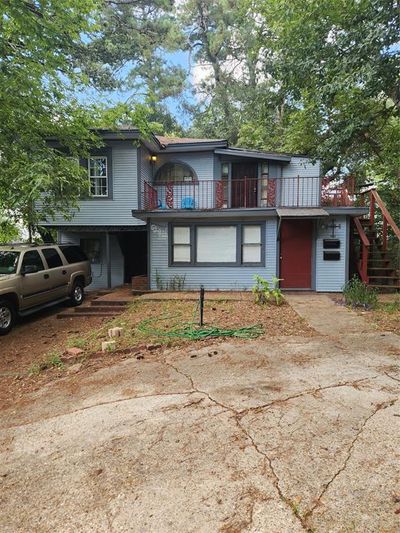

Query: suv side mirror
[21,264,39,275]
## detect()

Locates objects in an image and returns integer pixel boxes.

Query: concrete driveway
[1,295,399,532]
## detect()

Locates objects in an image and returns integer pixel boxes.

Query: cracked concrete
[0,295,400,532]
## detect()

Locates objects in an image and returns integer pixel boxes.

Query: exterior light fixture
[150,155,157,163]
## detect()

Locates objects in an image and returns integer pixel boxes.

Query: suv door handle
[44,274,50,279]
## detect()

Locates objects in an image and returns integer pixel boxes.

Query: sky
[77,50,197,130]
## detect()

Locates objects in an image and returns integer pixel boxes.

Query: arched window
[155,161,197,183]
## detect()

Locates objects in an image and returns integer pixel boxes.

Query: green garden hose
[138,313,263,341]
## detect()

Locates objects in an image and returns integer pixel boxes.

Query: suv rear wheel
[0,300,15,335]
[70,280,84,307]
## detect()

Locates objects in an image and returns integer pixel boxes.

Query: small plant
[252,275,284,305]
[167,275,186,291]
[29,353,64,375]
[342,276,378,309]
[155,270,186,291]
[155,269,164,290]
[67,336,86,349]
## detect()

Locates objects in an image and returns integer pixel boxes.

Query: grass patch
[29,352,64,375]
[66,336,87,349]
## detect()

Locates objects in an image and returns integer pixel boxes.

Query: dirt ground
[0,294,400,532]
[0,303,106,409]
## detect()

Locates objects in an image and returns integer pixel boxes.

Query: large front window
[89,156,108,197]
[170,224,264,266]
[196,226,236,263]
[0,251,20,274]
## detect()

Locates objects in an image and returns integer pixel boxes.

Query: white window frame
[89,156,108,197]
[241,225,262,264]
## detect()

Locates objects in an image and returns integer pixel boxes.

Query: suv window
[21,250,44,272]
[59,245,88,264]
[42,248,63,269]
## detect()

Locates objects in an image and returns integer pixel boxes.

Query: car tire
[70,280,85,307]
[0,299,15,336]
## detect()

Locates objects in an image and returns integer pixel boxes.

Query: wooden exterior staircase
[353,189,400,291]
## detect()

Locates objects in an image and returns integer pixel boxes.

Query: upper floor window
[155,162,196,183]
[89,156,108,197]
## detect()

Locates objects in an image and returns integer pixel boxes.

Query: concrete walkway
[285,293,371,335]
[1,295,399,532]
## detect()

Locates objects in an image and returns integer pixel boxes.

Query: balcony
[142,176,355,211]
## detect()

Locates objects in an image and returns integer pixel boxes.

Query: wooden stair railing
[353,217,370,283]
[356,187,400,289]
[368,189,400,251]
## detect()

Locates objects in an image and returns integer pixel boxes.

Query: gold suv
[0,244,92,335]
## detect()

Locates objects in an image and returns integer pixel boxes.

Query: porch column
[105,231,111,289]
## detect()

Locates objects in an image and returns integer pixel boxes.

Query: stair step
[91,300,130,307]
[57,311,122,319]
[368,267,396,271]
[368,284,400,290]
[78,305,127,313]
[368,275,400,279]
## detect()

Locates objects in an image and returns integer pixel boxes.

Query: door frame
[278,218,316,290]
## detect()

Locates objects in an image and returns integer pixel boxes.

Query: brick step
[91,300,130,307]
[78,305,127,313]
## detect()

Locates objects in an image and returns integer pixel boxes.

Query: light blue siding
[149,218,278,290]
[315,215,348,292]
[49,142,144,227]
[154,151,215,181]
[59,231,124,290]
[280,156,321,207]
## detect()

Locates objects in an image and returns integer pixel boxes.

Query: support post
[106,231,111,289]
[383,218,388,252]
[369,191,375,226]
[199,285,205,327]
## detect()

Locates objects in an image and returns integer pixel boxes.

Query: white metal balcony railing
[142,176,355,211]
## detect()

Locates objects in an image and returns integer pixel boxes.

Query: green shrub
[342,276,378,309]
[252,275,284,306]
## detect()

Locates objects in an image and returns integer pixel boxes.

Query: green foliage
[0,219,19,244]
[342,276,378,310]
[252,275,284,306]
[29,353,64,375]
[155,270,186,291]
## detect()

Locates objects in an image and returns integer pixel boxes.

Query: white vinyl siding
[196,226,236,263]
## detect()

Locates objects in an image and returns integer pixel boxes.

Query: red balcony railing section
[142,175,355,211]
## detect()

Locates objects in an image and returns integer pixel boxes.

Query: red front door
[280,219,313,289]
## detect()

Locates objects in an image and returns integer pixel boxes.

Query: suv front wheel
[70,280,85,307]
[0,300,15,336]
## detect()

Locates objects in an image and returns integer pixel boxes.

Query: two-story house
[43,127,368,292]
